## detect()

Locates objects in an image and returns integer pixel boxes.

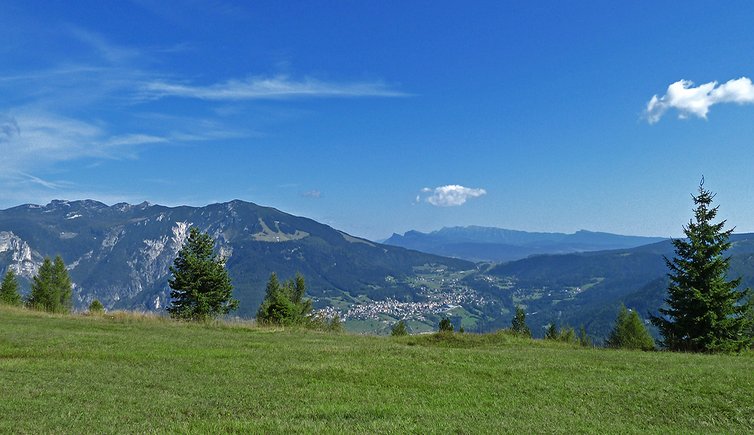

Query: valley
[1,199,753,342]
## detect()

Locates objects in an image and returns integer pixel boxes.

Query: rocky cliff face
[0,231,42,278]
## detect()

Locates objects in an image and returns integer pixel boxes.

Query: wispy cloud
[141,75,409,101]
[419,185,487,207]
[0,116,20,142]
[0,111,215,177]
[0,112,107,172]
[1,24,408,206]
[66,25,141,63]
[15,172,67,190]
[300,189,322,199]
[645,77,754,123]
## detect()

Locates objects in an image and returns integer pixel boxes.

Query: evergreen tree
[168,227,238,321]
[438,317,454,332]
[88,299,105,313]
[290,273,313,318]
[544,323,558,340]
[327,313,344,332]
[744,294,754,339]
[558,326,577,344]
[510,306,531,337]
[27,256,72,313]
[391,319,409,336]
[52,256,72,312]
[256,272,312,325]
[651,181,752,352]
[606,305,655,351]
[578,325,592,347]
[0,269,22,306]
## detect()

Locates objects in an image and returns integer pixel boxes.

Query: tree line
[388,180,753,352]
[0,256,75,313]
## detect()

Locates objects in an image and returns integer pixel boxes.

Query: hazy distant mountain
[472,233,754,340]
[0,200,472,317]
[383,226,667,262]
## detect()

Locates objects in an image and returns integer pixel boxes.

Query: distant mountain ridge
[0,199,472,317]
[474,233,754,340]
[384,226,667,262]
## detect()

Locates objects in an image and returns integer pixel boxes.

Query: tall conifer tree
[168,227,238,320]
[52,256,72,312]
[0,269,22,306]
[27,256,72,313]
[651,180,752,352]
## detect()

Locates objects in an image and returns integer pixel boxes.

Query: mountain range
[384,226,667,262]
[1,199,751,341]
[472,234,754,338]
[0,200,471,318]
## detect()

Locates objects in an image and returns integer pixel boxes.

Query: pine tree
[52,256,72,312]
[167,227,238,321]
[558,326,577,344]
[256,272,312,325]
[578,325,592,347]
[28,257,54,311]
[651,180,752,352]
[0,269,22,306]
[290,273,312,318]
[606,305,655,351]
[27,256,72,313]
[510,306,531,337]
[88,299,105,313]
[438,317,454,332]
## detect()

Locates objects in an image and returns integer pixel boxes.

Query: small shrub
[438,317,454,333]
[544,323,558,340]
[391,320,408,336]
[578,325,592,347]
[304,313,343,332]
[88,299,105,314]
[544,323,579,344]
[327,314,344,332]
[559,327,577,344]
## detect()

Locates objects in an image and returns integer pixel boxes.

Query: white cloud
[419,185,487,207]
[645,77,754,123]
[141,75,408,101]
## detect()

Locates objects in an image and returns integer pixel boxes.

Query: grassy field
[1,306,752,433]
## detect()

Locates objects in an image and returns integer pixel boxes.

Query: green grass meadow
[1,306,752,433]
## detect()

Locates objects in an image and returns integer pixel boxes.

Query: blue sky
[2,1,754,240]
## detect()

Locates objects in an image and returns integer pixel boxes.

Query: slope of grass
[1,306,752,433]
